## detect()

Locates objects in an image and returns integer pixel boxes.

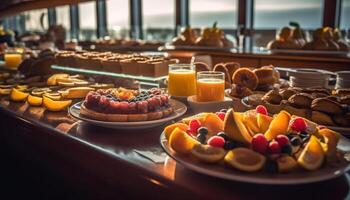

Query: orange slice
[42,96,72,112]
[169,127,199,154]
[10,88,29,102]
[27,94,43,106]
[164,123,189,140]
[265,110,291,140]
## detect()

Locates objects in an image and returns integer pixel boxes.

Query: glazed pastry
[325,96,339,102]
[288,93,314,108]
[229,84,253,98]
[279,88,298,100]
[303,88,330,95]
[262,90,282,104]
[311,111,336,126]
[311,92,329,99]
[232,68,259,90]
[311,98,344,115]
[224,62,240,78]
[333,113,350,127]
[253,67,275,86]
[284,105,311,119]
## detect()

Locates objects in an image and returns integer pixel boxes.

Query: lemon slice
[0,88,12,95]
[10,88,29,102]
[42,96,72,112]
[297,135,325,170]
[224,147,266,172]
[191,144,226,163]
[169,127,199,154]
[27,94,43,106]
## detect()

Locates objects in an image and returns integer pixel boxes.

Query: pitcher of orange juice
[168,64,196,97]
[196,71,225,102]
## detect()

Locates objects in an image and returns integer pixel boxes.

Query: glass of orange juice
[168,64,196,97]
[196,71,225,102]
[4,49,23,69]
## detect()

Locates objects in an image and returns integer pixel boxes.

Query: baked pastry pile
[81,88,173,122]
[55,50,178,77]
[260,87,350,127]
[214,63,280,98]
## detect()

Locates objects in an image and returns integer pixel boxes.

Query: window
[79,1,97,40]
[56,6,70,38]
[340,0,350,30]
[106,0,130,39]
[143,0,175,41]
[254,0,323,29]
[190,0,237,29]
[253,0,323,47]
[24,9,49,32]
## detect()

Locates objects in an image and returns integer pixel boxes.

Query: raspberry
[256,105,268,115]
[189,119,201,133]
[207,136,225,148]
[216,112,226,121]
[251,133,268,154]
[275,135,290,147]
[268,141,281,154]
[290,117,307,132]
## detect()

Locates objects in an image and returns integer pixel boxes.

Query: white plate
[160,132,350,185]
[69,99,187,130]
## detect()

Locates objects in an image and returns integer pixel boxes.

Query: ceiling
[0,0,90,18]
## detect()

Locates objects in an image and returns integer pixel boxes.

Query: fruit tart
[81,88,173,122]
[163,105,345,174]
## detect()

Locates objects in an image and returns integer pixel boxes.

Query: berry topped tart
[162,105,350,183]
[81,88,173,122]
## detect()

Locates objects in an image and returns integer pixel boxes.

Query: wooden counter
[162,49,350,71]
[1,96,350,199]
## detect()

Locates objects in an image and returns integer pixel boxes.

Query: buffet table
[1,96,350,199]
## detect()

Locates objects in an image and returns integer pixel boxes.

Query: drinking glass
[168,64,196,97]
[196,71,225,102]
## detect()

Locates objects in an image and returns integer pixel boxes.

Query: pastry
[224,62,240,78]
[81,88,173,122]
[332,89,350,96]
[262,90,282,105]
[253,67,275,86]
[311,111,336,126]
[213,64,232,86]
[232,68,259,90]
[279,88,298,100]
[284,105,311,119]
[288,93,314,108]
[333,113,350,127]
[339,95,350,105]
[229,84,253,99]
[311,98,344,115]
[261,101,283,114]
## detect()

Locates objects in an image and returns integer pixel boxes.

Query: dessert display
[170,23,235,49]
[267,23,350,52]
[163,105,344,174]
[55,50,178,77]
[81,88,173,122]
[260,87,350,127]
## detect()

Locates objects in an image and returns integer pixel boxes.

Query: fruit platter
[69,87,187,129]
[160,105,350,184]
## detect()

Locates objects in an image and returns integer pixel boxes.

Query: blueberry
[197,133,206,144]
[197,127,209,135]
[220,109,228,113]
[281,145,292,155]
[224,140,236,150]
[290,137,301,146]
[265,160,278,173]
[217,132,229,140]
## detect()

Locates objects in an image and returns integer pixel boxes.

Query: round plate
[160,132,350,185]
[69,99,187,130]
